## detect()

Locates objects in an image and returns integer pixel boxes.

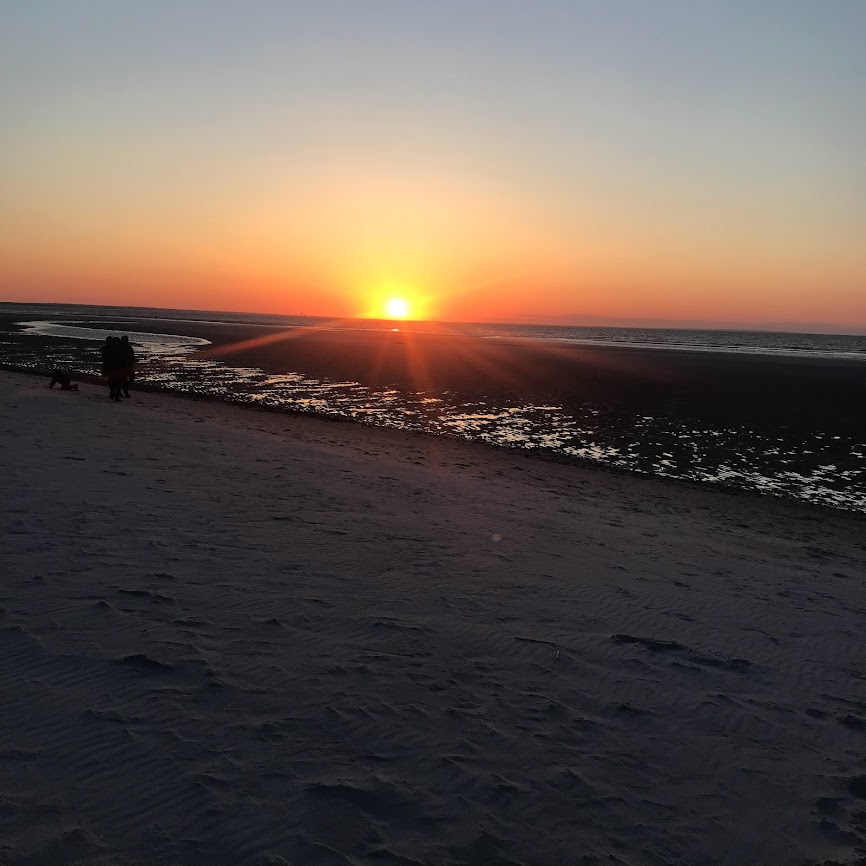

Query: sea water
[2,303,865,513]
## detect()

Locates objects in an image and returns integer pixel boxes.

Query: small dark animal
[48,369,79,391]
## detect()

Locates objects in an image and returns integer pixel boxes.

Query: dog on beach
[48,369,79,391]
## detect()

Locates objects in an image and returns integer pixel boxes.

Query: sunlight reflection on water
[3,322,865,514]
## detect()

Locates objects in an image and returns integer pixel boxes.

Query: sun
[385,297,409,319]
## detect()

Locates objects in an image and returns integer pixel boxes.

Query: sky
[1,0,864,330]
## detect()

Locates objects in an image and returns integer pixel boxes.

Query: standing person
[101,336,125,402]
[119,335,136,398]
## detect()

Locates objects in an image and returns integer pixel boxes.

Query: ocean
[2,303,865,514]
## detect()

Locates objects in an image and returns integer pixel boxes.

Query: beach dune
[1,369,864,865]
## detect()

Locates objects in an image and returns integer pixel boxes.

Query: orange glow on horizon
[357,280,432,321]
[2,4,865,336]
[1,158,865,331]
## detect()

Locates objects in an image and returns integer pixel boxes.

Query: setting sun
[386,298,409,319]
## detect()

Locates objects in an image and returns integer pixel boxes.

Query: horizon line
[1,299,865,337]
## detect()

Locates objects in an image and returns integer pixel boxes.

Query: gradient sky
[2,0,864,329]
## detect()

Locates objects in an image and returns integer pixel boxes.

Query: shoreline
[5,315,866,431]
[3,363,865,521]
[3,314,865,515]
[5,312,866,432]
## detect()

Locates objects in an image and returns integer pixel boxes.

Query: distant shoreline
[2,299,865,337]
[7,310,866,363]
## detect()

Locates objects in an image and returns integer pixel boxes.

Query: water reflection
[20,320,209,357]
[2,324,864,514]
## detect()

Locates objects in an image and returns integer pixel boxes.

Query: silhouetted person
[101,336,126,402]
[48,369,78,391]
[119,335,136,397]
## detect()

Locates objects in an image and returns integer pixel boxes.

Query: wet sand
[3,315,866,512]
[1,368,864,865]
[41,316,866,434]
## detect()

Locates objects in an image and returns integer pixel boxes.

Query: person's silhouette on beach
[119,335,136,397]
[48,369,78,391]
[101,336,126,402]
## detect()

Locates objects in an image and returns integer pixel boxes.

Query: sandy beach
[1,368,865,865]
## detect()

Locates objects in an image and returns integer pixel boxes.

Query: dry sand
[1,369,864,866]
